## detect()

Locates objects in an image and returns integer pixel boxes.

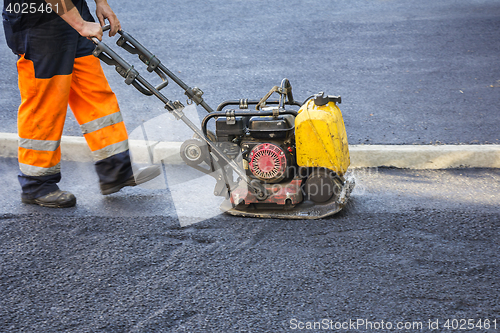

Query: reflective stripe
[80,112,124,135]
[91,140,129,161]
[19,138,61,152]
[19,162,61,177]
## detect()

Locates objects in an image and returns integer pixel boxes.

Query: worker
[2,0,160,208]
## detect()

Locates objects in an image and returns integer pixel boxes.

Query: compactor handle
[101,24,111,32]
[90,25,214,112]
[90,24,111,44]
[91,25,169,96]
[90,24,254,194]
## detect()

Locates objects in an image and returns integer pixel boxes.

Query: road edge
[1,133,499,169]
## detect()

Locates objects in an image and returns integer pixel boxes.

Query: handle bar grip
[91,24,115,44]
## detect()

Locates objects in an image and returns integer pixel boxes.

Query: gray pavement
[1,158,499,332]
[1,0,500,144]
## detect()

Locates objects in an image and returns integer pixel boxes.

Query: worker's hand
[77,21,104,41]
[46,0,104,40]
[95,0,121,37]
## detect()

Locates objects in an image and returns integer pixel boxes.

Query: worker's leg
[16,55,72,200]
[69,22,160,195]
[14,13,80,203]
[68,53,134,186]
[69,54,161,194]
[69,3,160,194]
[67,0,136,189]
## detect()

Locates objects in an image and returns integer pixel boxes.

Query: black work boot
[22,190,77,208]
[100,165,161,195]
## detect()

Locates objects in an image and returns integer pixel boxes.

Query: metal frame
[91,26,300,201]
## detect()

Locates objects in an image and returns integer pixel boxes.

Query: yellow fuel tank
[295,95,350,176]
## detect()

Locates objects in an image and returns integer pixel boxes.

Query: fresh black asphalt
[1,158,499,332]
[1,208,499,332]
[1,201,499,332]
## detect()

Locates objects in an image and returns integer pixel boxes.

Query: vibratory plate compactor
[92,26,355,219]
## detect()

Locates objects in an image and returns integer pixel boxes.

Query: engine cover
[248,143,287,183]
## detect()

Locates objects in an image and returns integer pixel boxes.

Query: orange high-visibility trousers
[4,0,133,199]
[17,54,130,175]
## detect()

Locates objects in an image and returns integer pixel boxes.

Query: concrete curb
[1,133,499,169]
[350,144,500,169]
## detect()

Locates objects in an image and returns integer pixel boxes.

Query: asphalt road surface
[1,0,500,144]
[1,158,499,332]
